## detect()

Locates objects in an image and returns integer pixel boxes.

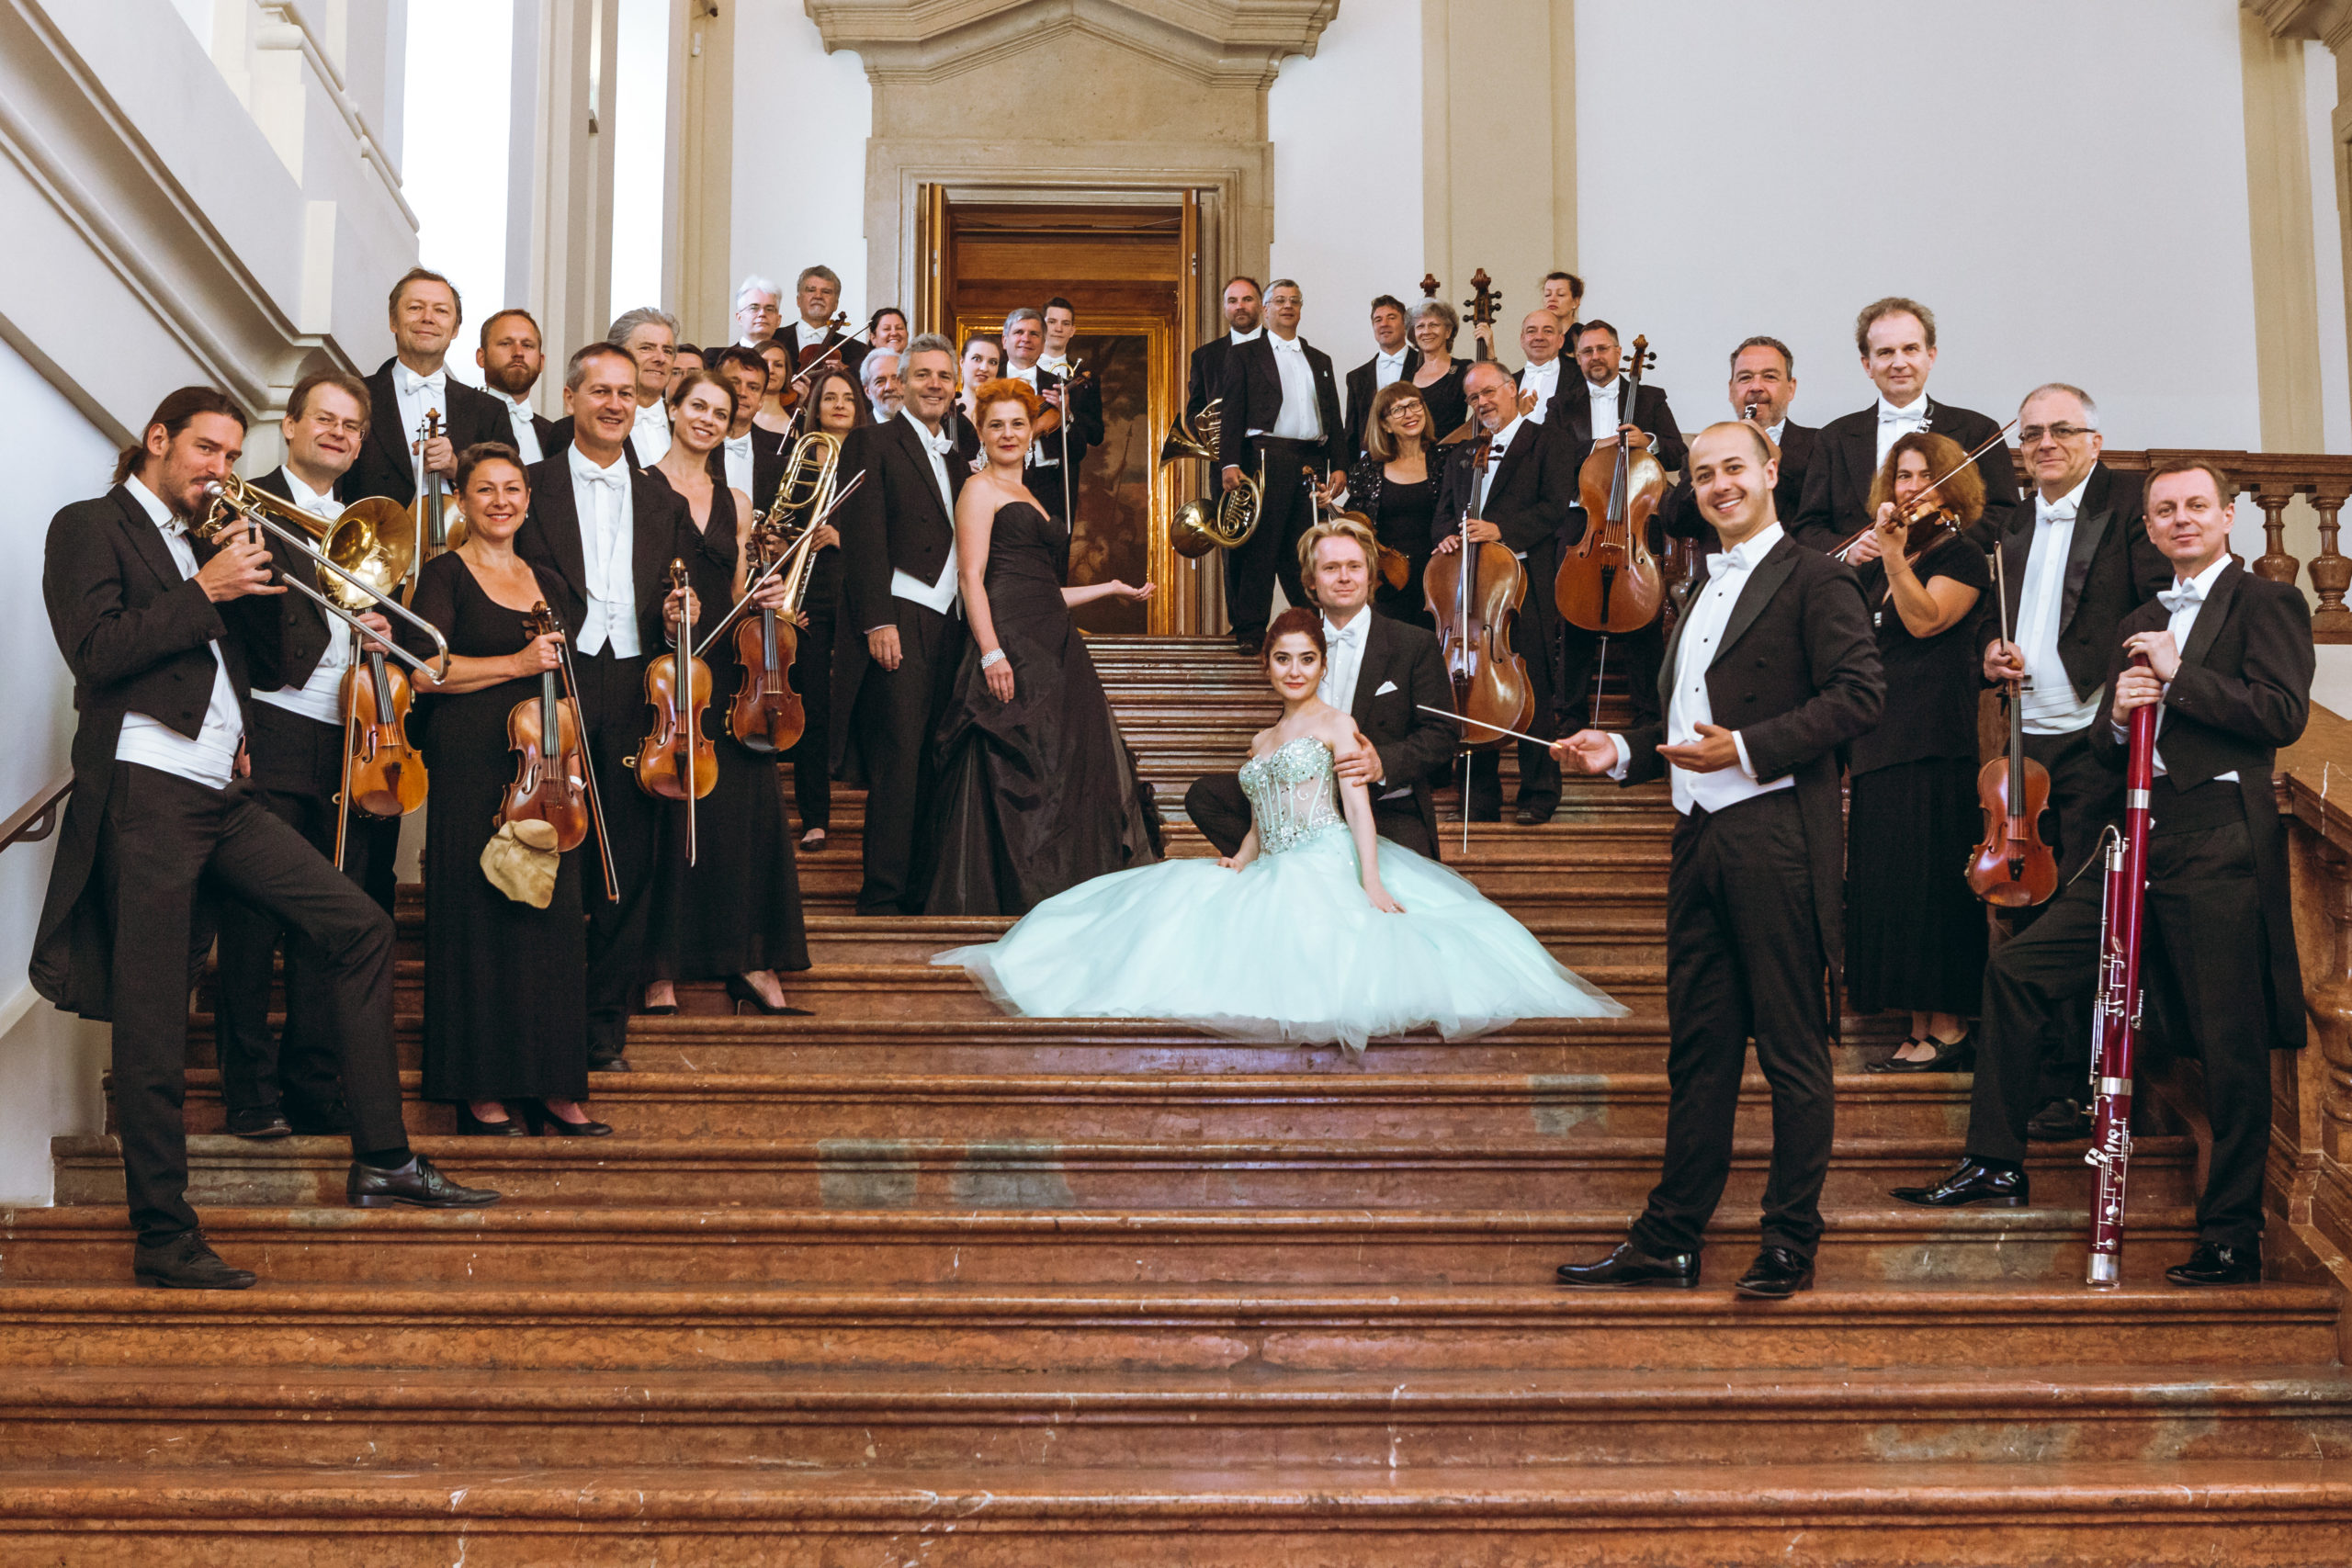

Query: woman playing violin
[401,444,605,1136]
[783,365,870,852]
[1847,430,1990,1073]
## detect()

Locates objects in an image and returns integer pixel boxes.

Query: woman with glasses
[1336,382,1441,629]
[1407,299,1470,442]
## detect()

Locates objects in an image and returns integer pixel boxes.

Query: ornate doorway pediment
[804,0,1340,87]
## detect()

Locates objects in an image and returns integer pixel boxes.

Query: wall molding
[807,0,1339,87]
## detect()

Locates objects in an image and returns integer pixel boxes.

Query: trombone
[198,474,452,681]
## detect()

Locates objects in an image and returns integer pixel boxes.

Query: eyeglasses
[2018,423,2094,446]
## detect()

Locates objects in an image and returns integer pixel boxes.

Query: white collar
[1766,418,1787,443]
[1524,357,1560,378]
[1374,344,1407,363]
[127,473,177,528]
[1323,607,1370,642]
[1876,393,1927,421]
[1487,413,1529,452]
[568,443,628,487]
[1719,520,1786,571]
[1587,374,1620,397]
[502,391,535,415]
[394,361,447,394]
[2172,552,2232,601]
[2037,472,2093,520]
[901,407,954,453]
[634,400,668,424]
[1228,325,1263,345]
[282,468,334,515]
[1008,361,1040,382]
[1269,331,1305,354]
[797,320,830,344]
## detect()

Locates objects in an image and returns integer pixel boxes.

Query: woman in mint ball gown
[936,606,1624,1055]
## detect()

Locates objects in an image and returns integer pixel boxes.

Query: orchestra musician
[1791,296,2019,553]
[1406,299,1471,441]
[752,340,797,455]
[1844,433,1990,1073]
[780,265,867,376]
[477,308,553,465]
[955,334,1002,471]
[1001,307,1087,524]
[1185,516,1455,862]
[833,334,969,914]
[1342,295,1421,461]
[670,344,707,393]
[1431,360,1573,823]
[643,370,811,1017]
[1216,279,1348,653]
[1513,308,1570,423]
[1339,381,1442,630]
[1658,337,1815,553]
[345,267,511,509]
[1542,270,1584,339]
[1187,276,1262,428]
[515,343,707,1069]
[1553,319,1689,735]
[1895,458,2312,1290]
[732,275,784,349]
[35,387,498,1289]
[609,307,680,466]
[863,348,905,424]
[401,444,605,1137]
[784,364,869,853]
[868,307,910,357]
[1553,421,1882,1300]
[211,371,401,1141]
[711,345,783,514]
[1039,297,1105,513]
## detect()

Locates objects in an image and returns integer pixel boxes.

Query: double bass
[1555,333,1666,635]
[627,560,719,863]
[1422,434,1534,752]
[498,604,617,898]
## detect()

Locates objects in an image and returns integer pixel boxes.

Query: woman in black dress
[780,365,868,852]
[405,445,605,1136]
[1408,299,1470,440]
[643,370,812,1015]
[1335,381,1440,629]
[1847,432,1990,1073]
[953,334,1001,471]
[927,378,1160,916]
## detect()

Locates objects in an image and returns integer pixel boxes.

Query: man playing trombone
[33,387,498,1292]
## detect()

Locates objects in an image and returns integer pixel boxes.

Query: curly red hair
[971,376,1044,425]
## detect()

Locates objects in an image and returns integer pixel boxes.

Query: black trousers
[849,599,959,914]
[2013,722,2122,1101]
[785,583,837,834]
[1184,770,1437,861]
[1224,437,1318,639]
[98,762,404,1242]
[1965,792,2273,1247]
[1631,791,1835,1259]
[213,702,400,1122]
[572,648,681,1060]
[1464,538,1560,818]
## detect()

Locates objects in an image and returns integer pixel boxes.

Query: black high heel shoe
[457,1106,526,1136]
[725,975,814,1017]
[524,1101,613,1137]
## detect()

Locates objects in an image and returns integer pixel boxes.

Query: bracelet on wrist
[979,648,1008,670]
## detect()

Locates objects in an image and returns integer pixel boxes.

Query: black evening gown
[1413,360,1470,441]
[407,552,589,1104]
[648,477,811,982]
[927,501,1160,916]
[1844,534,1994,1017]
[1349,461,1438,630]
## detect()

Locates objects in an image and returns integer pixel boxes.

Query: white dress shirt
[888,410,963,617]
[2128,553,2239,783]
[1874,394,1928,466]
[628,400,672,466]
[1372,346,1409,391]
[1039,351,1074,377]
[114,476,245,789]
[252,469,356,728]
[722,432,755,498]
[570,445,640,658]
[1259,333,1325,443]
[1006,362,1057,470]
[1228,325,1264,348]
[1609,523,1794,817]
[1320,609,1369,715]
[795,321,831,354]
[1587,375,1625,434]
[1520,357,1564,423]
[1766,418,1788,446]
[501,394,545,466]
[2016,474,2105,735]
[390,362,449,496]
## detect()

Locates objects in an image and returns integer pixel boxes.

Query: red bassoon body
[2085,651,2158,1288]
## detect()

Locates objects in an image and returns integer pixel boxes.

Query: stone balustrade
[2095,448,2352,642]
[2271,706,2352,1310]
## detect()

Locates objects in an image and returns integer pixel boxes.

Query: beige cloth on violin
[481,818,562,908]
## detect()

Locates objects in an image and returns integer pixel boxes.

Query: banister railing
[0,774,71,854]
[2268,709,2352,1293]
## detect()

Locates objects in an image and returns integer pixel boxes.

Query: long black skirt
[647,735,811,981]
[1845,755,1989,1018]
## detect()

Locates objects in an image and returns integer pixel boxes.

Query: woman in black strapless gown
[927,377,1160,916]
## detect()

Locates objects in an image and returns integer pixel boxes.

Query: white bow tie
[1880,403,1926,425]
[1705,551,1742,581]
[926,432,955,457]
[1326,620,1363,648]
[578,468,626,492]
[2037,497,2077,525]
[725,434,752,454]
[397,367,445,399]
[1272,335,1304,355]
[2157,582,2203,614]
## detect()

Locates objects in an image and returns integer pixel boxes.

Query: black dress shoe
[1555,1241,1700,1289]
[1515,804,1556,826]
[725,975,815,1017]
[2165,1241,2262,1287]
[346,1154,502,1209]
[524,1101,614,1138]
[1869,1029,1976,1076]
[132,1230,256,1290]
[1733,1246,1815,1299]
[225,1108,292,1140]
[1890,1158,2029,1209]
[2027,1097,2092,1142]
[456,1107,526,1137]
[589,1054,631,1073]
[283,1097,355,1136]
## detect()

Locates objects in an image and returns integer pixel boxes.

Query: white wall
[1268,0,1423,358]
[731,5,872,325]
[2305,39,2350,454]
[608,0,672,324]
[0,340,130,1205]
[401,0,516,387]
[1576,0,2258,454]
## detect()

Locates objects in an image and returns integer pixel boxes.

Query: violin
[339,637,427,824]
[1556,333,1666,635]
[1967,547,2058,907]
[1422,434,1533,752]
[498,605,594,853]
[411,409,467,558]
[627,559,718,864]
[1838,493,1962,570]
[727,514,807,752]
[773,313,872,415]
[1032,359,1093,441]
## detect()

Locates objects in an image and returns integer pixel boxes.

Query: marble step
[0,1281,2328,1374]
[0,1201,2206,1288]
[0,1363,2342,1472]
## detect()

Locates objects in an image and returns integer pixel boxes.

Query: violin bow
[1832,417,2018,562]
[694,470,866,659]
[544,604,621,903]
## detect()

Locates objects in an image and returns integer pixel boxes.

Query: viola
[728,516,807,753]
[1422,435,1533,752]
[1967,546,2058,907]
[339,642,427,823]
[1557,333,1666,636]
[498,605,594,854]
[628,559,718,864]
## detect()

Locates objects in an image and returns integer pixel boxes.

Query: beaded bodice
[1238,737,1345,855]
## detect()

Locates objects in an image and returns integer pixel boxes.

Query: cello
[1555,334,1666,728]
[1422,433,1534,766]
[626,559,718,864]
[1966,547,2058,907]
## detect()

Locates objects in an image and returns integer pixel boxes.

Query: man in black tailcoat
[1216,279,1348,652]
[345,267,512,510]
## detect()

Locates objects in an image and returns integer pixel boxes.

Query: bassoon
[2085,650,2158,1288]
